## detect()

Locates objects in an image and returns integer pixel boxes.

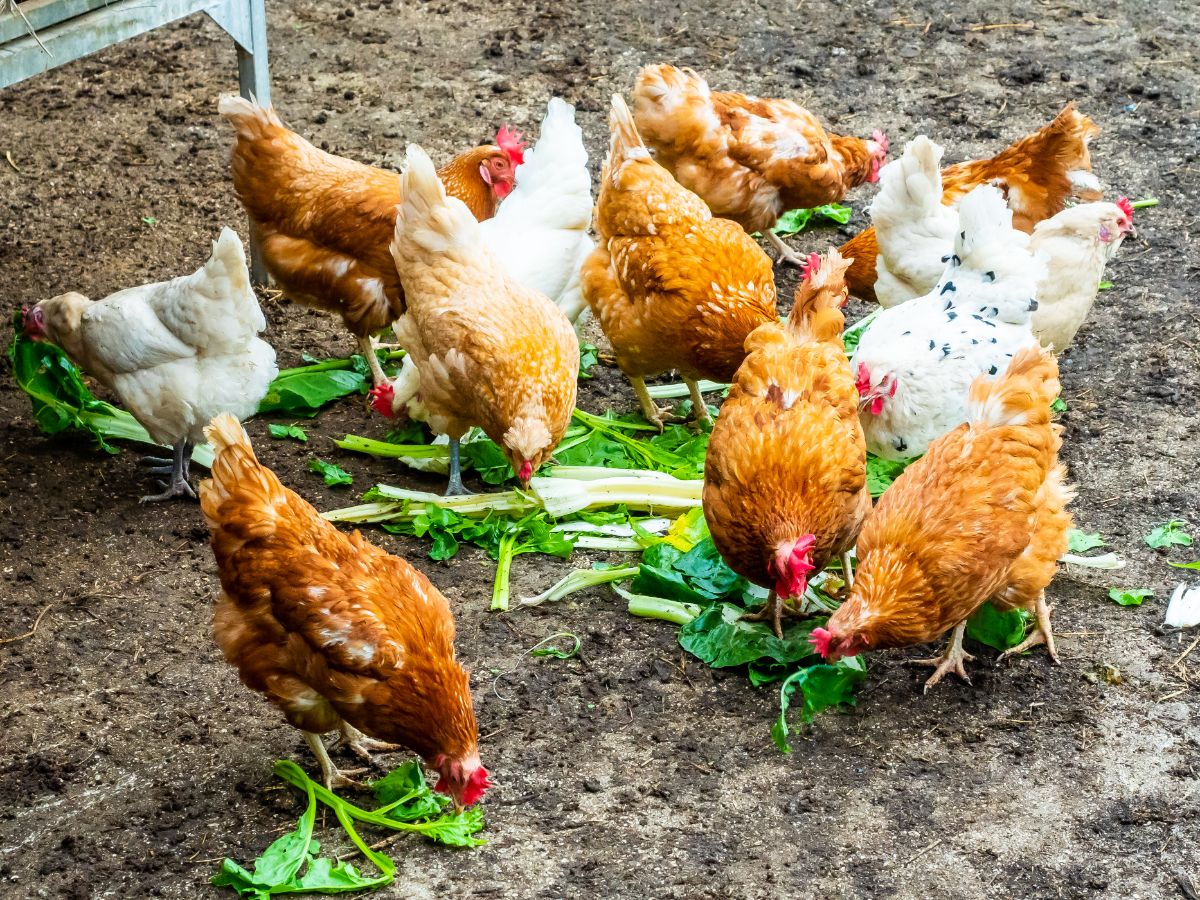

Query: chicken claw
[629,377,680,433]
[764,230,806,267]
[998,591,1060,665]
[304,732,367,790]
[909,622,975,692]
[139,440,196,503]
[741,590,817,640]
[337,723,402,762]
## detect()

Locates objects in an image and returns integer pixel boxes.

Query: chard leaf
[258,369,365,417]
[1109,587,1152,606]
[578,342,599,379]
[1051,396,1069,413]
[1169,560,1200,570]
[1068,529,1106,554]
[771,657,867,753]
[771,203,853,236]
[1145,521,1192,550]
[679,603,822,669]
[530,632,582,659]
[371,761,445,821]
[866,454,911,497]
[268,423,308,442]
[308,459,353,487]
[461,438,514,485]
[964,602,1029,651]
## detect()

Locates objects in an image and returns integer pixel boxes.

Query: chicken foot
[909,621,975,693]
[685,378,714,426]
[629,376,680,433]
[998,591,1060,665]
[741,589,821,640]
[303,732,367,790]
[139,440,196,503]
[765,230,806,267]
[335,723,402,762]
[445,437,471,497]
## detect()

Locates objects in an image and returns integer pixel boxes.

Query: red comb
[809,626,834,659]
[496,125,526,166]
[855,363,871,397]
[1117,197,1134,219]
[871,129,888,155]
[801,252,822,281]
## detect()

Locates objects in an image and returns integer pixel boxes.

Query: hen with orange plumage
[201,413,490,806]
[841,103,1101,302]
[219,96,524,385]
[582,94,778,429]
[810,347,1072,691]
[633,65,887,265]
[704,249,870,638]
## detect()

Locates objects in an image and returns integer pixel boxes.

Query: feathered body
[479,98,594,325]
[23,228,276,447]
[841,103,1101,301]
[582,94,777,426]
[219,97,522,381]
[387,144,578,485]
[632,65,886,234]
[704,250,869,633]
[852,186,1041,460]
[811,348,1072,686]
[201,414,489,806]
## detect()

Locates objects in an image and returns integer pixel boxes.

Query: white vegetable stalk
[646,380,728,400]
[531,474,703,518]
[1059,552,1125,570]
[520,565,639,607]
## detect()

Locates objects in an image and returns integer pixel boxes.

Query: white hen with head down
[479,97,595,326]
[851,186,1041,460]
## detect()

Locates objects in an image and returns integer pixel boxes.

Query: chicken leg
[303,732,365,790]
[765,230,805,267]
[336,722,402,761]
[740,589,820,639]
[840,551,856,588]
[998,591,1060,665]
[685,378,714,426]
[909,621,975,692]
[445,437,471,496]
[629,376,678,433]
[358,335,388,388]
[139,440,197,503]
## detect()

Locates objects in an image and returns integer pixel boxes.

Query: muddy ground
[2,0,1199,897]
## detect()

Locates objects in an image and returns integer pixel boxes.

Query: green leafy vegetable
[1131,197,1159,210]
[8,316,214,467]
[530,632,582,659]
[141,215,158,227]
[1051,396,1069,413]
[258,350,404,417]
[842,310,878,355]
[866,454,912,497]
[578,342,600,380]
[309,459,353,487]
[1169,560,1200,570]
[1145,521,1192,550]
[268,423,308,443]
[964,602,1030,651]
[771,657,868,753]
[1109,587,1152,606]
[771,203,853,237]
[491,513,576,611]
[1097,281,1114,291]
[1068,529,1106,554]
[679,603,821,671]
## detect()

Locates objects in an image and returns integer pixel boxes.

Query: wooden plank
[0,0,115,46]
[0,0,231,90]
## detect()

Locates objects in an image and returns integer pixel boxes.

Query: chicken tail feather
[393,144,480,257]
[217,94,284,138]
[200,413,283,534]
[608,94,649,163]
[967,347,1060,428]
[786,248,852,342]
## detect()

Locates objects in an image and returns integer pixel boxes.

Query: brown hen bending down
[201,413,490,808]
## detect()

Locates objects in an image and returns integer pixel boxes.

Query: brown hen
[219,96,524,384]
[811,347,1072,691]
[201,413,490,807]
[704,249,870,637]
[582,94,778,429]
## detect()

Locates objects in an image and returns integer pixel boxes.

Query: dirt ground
[2,0,1199,897]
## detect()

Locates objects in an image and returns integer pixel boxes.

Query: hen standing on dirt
[704,250,870,638]
[201,413,491,807]
[582,94,778,429]
[810,347,1072,690]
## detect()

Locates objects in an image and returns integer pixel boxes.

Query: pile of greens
[214,760,483,898]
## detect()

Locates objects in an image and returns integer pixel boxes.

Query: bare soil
[2,1,1199,898]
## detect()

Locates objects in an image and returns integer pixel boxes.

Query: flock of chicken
[19,64,1134,804]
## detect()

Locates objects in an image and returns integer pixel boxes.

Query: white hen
[479,97,594,326]
[851,186,1042,459]
[872,136,1133,350]
[22,228,277,501]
